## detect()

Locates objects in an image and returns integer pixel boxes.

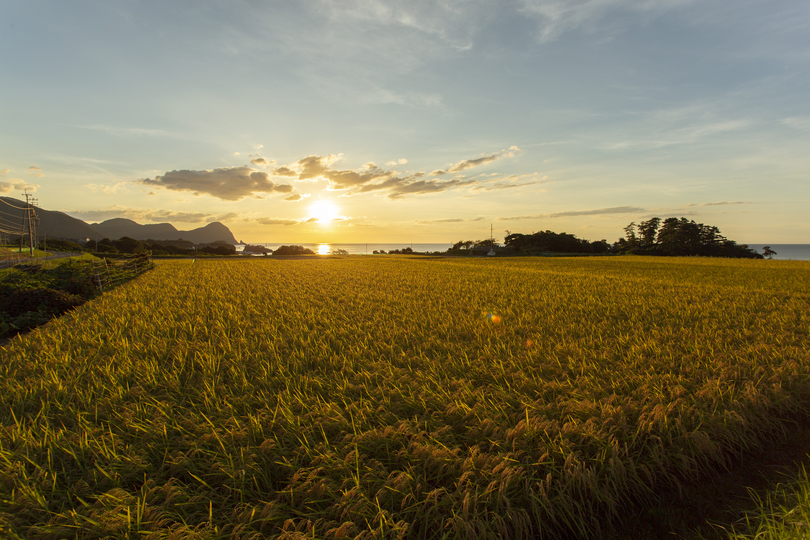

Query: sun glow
[308,200,339,223]
[317,244,331,255]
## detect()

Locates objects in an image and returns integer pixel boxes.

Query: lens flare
[482,311,501,324]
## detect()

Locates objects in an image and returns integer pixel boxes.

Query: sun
[308,200,339,223]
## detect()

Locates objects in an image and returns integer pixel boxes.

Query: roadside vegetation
[0,257,808,538]
[0,254,154,340]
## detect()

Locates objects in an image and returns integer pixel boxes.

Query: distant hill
[89,218,237,244]
[1,196,102,241]
[0,196,237,244]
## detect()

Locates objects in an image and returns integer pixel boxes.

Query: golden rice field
[1,256,809,539]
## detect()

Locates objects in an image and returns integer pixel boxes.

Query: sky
[1,0,808,244]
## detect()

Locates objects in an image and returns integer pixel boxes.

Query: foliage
[38,238,85,252]
[504,231,609,254]
[273,245,315,255]
[0,257,809,538]
[199,244,236,256]
[615,217,762,258]
[0,257,154,339]
[243,244,272,254]
[762,246,777,259]
[724,466,810,539]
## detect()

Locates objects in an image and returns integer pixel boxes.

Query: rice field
[1,256,809,539]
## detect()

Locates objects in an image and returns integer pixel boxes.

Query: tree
[762,246,777,259]
[616,217,762,258]
[273,245,315,256]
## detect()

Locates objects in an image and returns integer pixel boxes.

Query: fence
[91,252,154,291]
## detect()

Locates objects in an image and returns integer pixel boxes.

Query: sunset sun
[309,200,339,223]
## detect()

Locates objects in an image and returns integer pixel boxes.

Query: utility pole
[23,193,38,256]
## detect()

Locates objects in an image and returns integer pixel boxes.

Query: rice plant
[0,256,808,538]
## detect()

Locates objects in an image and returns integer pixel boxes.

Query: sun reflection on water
[317,244,331,255]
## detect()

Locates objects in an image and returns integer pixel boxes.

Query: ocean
[236,243,810,260]
[236,243,453,255]
[745,244,810,261]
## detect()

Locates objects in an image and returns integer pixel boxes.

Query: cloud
[434,146,521,175]
[250,148,518,200]
[0,180,39,193]
[28,166,44,177]
[685,201,746,207]
[500,206,645,221]
[387,178,477,199]
[207,212,240,223]
[519,0,695,42]
[273,166,298,177]
[783,117,810,130]
[85,181,128,194]
[251,157,275,166]
[255,217,303,226]
[296,154,342,180]
[65,205,241,224]
[143,166,294,200]
[471,181,541,192]
[417,217,485,224]
[79,124,181,138]
[284,193,311,201]
[363,87,444,108]
[548,206,645,218]
[0,169,8,176]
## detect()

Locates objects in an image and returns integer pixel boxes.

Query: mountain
[1,196,102,241]
[89,218,237,244]
[0,196,238,244]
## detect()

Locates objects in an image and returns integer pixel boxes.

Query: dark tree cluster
[37,239,85,252]
[504,231,610,254]
[447,240,502,254]
[91,237,235,256]
[614,217,762,258]
[273,245,315,256]
[243,244,272,255]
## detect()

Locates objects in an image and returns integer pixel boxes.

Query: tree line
[449,217,764,258]
[614,217,762,258]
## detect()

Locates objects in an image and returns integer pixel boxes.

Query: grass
[0,256,809,538]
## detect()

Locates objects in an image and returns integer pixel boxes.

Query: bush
[273,245,315,256]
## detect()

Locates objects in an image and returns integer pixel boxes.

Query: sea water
[746,244,810,261]
[235,242,810,260]
[235,243,453,255]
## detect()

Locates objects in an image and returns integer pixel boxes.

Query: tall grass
[0,256,809,538]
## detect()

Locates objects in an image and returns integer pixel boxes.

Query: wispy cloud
[471,181,541,192]
[417,216,485,224]
[79,124,183,138]
[85,181,129,194]
[0,169,8,176]
[143,167,294,201]
[254,217,304,226]
[27,166,44,178]
[500,205,645,220]
[519,0,696,42]
[432,146,521,176]
[685,201,747,207]
[362,87,444,108]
